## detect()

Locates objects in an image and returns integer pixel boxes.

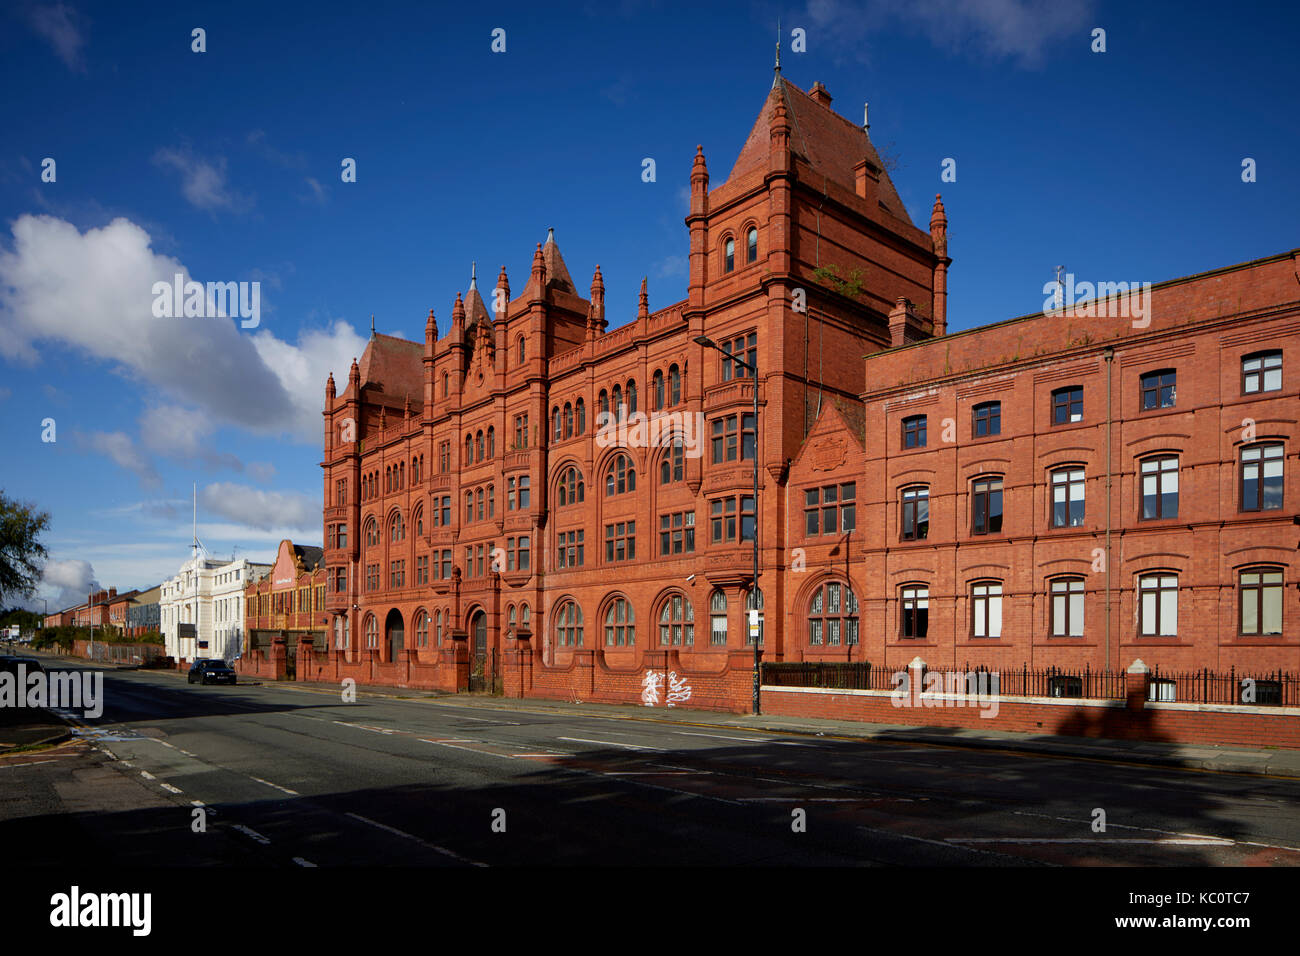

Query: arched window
[508,604,517,629]
[365,613,378,649]
[668,364,681,406]
[563,402,573,438]
[465,434,473,462]
[626,380,637,415]
[334,616,345,649]
[576,398,586,435]
[398,461,404,488]
[606,455,636,495]
[971,581,1003,638]
[441,371,448,397]
[724,237,735,273]
[653,370,664,410]
[365,518,379,548]
[605,597,635,646]
[555,467,579,506]
[1240,567,1283,636]
[552,406,562,441]
[414,506,424,537]
[518,337,525,364]
[1241,443,1284,512]
[659,593,694,646]
[612,384,623,422]
[435,609,443,646]
[476,488,484,520]
[598,390,609,426]
[415,610,429,647]
[660,439,684,484]
[476,430,484,460]
[808,581,858,646]
[521,604,531,629]
[390,511,404,542]
[709,590,728,645]
[487,484,495,517]
[465,491,473,523]
[556,600,584,647]
[746,226,758,263]
[486,427,495,459]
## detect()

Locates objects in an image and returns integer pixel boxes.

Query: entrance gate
[468,611,488,692]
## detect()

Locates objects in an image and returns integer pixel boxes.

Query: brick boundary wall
[759,686,1300,750]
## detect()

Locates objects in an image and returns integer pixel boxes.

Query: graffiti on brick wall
[642,670,692,707]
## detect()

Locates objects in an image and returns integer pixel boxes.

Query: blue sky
[1,0,1296,610]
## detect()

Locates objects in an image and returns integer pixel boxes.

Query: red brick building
[317,73,1299,719]
[244,540,328,663]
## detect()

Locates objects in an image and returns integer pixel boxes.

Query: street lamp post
[694,335,762,715]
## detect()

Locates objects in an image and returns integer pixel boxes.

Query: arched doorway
[385,608,404,662]
[468,609,487,692]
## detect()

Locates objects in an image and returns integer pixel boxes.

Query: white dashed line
[345,812,486,866]
[675,731,768,743]
[232,824,271,845]
[558,736,662,752]
[139,770,155,780]
[250,776,299,796]
[160,783,183,794]
[293,857,317,867]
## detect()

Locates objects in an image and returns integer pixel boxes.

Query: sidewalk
[0,709,71,754]
[273,678,1300,778]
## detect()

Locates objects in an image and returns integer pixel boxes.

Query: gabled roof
[292,544,324,572]
[727,78,914,227]
[358,332,423,405]
[788,398,867,476]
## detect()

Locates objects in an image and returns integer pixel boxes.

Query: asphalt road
[5,663,1300,866]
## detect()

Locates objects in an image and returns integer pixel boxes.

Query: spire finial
[370,313,375,334]
[470,261,477,290]
[773,19,781,87]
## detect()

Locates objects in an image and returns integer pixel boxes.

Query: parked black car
[0,656,44,676]
[187,658,236,685]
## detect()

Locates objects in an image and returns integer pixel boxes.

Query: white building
[160,555,270,662]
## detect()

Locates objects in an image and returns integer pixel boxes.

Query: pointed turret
[464,261,490,326]
[425,308,437,345]
[325,372,336,403]
[688,146,710,312]
[495,265,510,317]
[541,228,575,293]
[530,243,546,285]
[348,357,360,390]
[451,291,466,334]
[637,277,649,321]
[587,265,606,339]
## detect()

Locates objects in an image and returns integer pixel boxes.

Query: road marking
[419,738,473,743]
[345,813,486,866]
[558,736,662,752]
[0,760,55,769]
[604,771,693,776]
[738,797,868,802]
[293,857,316,867]
[139,770,155,780]
[675,731,767,743]
[512,753,572,758]
[949,837,1235,846]
[232,824,271,845]
[250,776,299,796]
[448,714,521,725]
[420,739,517,759]
[160,783,184,794]
[857,825,1049,864]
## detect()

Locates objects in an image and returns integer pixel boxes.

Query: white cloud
[26,2,87,72]
[805,0,1094,67]
[199,482,320,534]
[80,430,161,489]
[246,461,276,483]
[38,558,98,611]
[152,148,250,213]
[0,214,367,443]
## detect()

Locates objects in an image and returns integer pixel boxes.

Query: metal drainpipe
[1104,347,1114,672]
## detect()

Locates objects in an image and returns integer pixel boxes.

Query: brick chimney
[808,81,832,108]
[889,297,917,348]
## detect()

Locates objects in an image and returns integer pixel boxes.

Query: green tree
[0,491,50,606]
